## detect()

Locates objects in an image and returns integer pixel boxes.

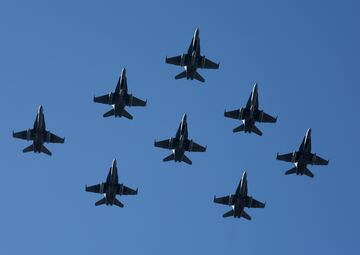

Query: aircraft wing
[224,109,243,120]
[248,198,265,208]
[13,130,32,140]
[47,132,65,143]
[154,139,177,149]
[276,152,294,162]
[198,56,219,69]
[311,154,329,165]
[166,55,186,66]
[186,140,206,152]
[257,111,277,123]
[121,185,138,195]
[213,195,231,205]
[94,94,110,104]
[85,184,103,194]
[126,95,147,107]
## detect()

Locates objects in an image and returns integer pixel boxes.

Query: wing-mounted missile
[127,94,133,106]
[291,151,297,163]
[200,56,206,68]
[26,129,32,141]
[45,131,51,143]
[311,154,317,164]
[247,196,253,208]
[108,92,114,104]
[238,108,245,119]
[168,138,175,149]
[187,139,193,151]
[180,54,187,66]
[99,183,105,194]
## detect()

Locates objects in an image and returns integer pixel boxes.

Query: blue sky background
[0,0,359,254]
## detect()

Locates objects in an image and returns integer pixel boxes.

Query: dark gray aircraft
[224,83,277,136]
[12,105,65,156]
[93,68,147,119]
[276,128,329,178]
[154,114,206,165]
[165,28,219,82]
[214,171,265,220]
[85,159,138,207]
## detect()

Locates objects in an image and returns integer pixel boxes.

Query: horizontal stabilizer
[40,145,52,156]
[194,71,205,82]
[22,145,34,153]
[285,167,297,175]
[223,209,234,218]
[251,125,263,136]
[304,168,314,178]
[233,124,245,133]
[163,153,175,162]
[175,71,187,80]
[113,198,124,208]
[95,198,106,206]
[241,210,252,220]
[103,109,115,118]
[182,154,192,165]
[121,109,133,120]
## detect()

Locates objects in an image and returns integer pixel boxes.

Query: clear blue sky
[0,0,359,254]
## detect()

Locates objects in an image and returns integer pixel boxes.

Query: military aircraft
[154,114,206,165]
[224,83,277,136]
[93,68,147,119]
[276,128,329,178]
[12,105,65,156]
[214,171,265,220]
[165,28,219,83]
[85,159,138,207]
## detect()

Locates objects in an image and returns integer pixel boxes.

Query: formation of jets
[12,28,329,221]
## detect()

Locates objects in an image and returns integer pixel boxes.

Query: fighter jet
[276,128,329,178]
[224,83,277,136]
[214,171,265,220]
[85,159,138,207]
[93,68,147,119]
[154,114,206,165]
[165,28,219,83]
[12,105,65,156]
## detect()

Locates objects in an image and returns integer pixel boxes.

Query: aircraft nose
[182,113,187,122]
[112,158,117,168]
[307,128,312,136]
[242,170,247,180]
[38,105,43,114]
[195,28,200,37]
[121,68,126,76]
[253,83,258,92]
